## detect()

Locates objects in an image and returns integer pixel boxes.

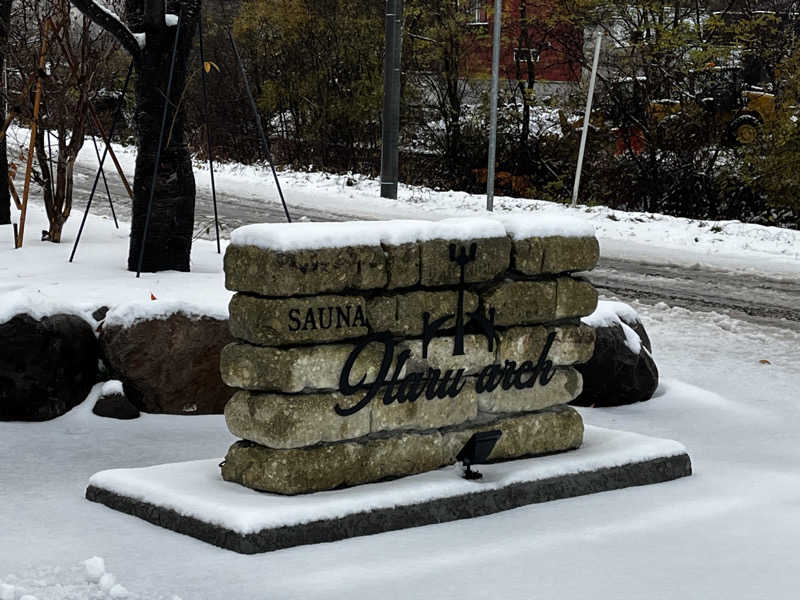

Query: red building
[464,0,583,86]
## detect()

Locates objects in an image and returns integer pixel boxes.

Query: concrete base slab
[85,425,691,554]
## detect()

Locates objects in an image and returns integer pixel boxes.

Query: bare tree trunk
[0,0,11,225]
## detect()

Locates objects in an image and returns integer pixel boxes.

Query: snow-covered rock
[573,301,658,407]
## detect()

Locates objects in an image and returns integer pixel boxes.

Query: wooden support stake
[16,31,50,248]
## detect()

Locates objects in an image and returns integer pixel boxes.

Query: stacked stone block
[220,220,600,495]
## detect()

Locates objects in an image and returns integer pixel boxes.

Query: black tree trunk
[0,0,11,226]
[70,0,201,272]
[127,21,196,272]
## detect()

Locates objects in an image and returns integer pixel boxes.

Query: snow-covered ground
[2,294,798,599]
[2,126,800,599]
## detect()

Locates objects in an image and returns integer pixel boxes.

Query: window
[465,0,488,25]
[514,48,537,63]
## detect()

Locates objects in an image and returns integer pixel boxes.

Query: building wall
[466,0,583,84]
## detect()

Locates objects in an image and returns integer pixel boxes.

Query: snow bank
[231,214,593,251]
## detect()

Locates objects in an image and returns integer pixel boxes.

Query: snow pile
[231,214,593,251]
[582,300,644,354]
[0,557,157,600]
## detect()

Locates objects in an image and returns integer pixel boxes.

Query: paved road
[69,159,800,332]
[71,159,357,234]
[589,257,800,333]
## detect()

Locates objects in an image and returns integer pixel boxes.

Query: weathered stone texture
[371,382,479,432]
[222,405,583,494]
[225,244,387,296]
[367,290,478,337]
[420,237,511,286]
[512,236,599,275]
[510,237,545,275]
[222,433,447,495]
[556,277,598,319]
[228,293,369,346]
[442,405,583,464]
[541,236,600,274]
[102,314,233,415]
[500,324,595,366]
[482,281,557,326]
[383,242,420,289]
[400,334,498,376]
[476,368,583,413]
[220,342,385,393]
[225,390,371,449]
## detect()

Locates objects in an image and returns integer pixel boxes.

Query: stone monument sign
[219,217,600,494]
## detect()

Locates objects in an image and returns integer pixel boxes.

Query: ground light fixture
[456,430,502,480]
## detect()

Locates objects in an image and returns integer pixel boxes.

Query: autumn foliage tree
[233,0,384,167]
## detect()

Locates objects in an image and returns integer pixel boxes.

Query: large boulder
[100,312,235,414]
[0,313,98,421]
[572,301,658,407]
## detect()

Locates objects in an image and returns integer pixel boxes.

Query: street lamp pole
[381,0,403,200]
[486,0,502,211]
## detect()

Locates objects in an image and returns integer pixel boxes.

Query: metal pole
[137,10,183,277]
[198,12,221,253]
[69,60,133,263]
[571,30,602,208]
[486,0,502,212]
[46,129,56,206]
[91,133,118,228]
[390,0,403,193]
[380,0,401,200]
[229,31,291,223]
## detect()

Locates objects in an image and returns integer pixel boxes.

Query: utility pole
[572,30,602,208]
[380,0,403,199]
[486,0,502,211]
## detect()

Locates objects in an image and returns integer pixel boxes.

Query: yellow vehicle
[690,66,775,144]
[604,67,775,148]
